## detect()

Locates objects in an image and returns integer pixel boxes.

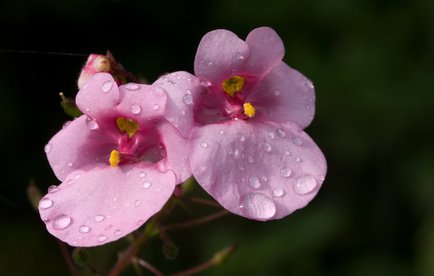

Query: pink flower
[186,27,327,221]
[39,72,195,246]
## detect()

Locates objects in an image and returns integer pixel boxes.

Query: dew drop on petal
[97,235,108,242]
[48,185,59,193]
[130,104,141,115]
[143,181,151,189]
[182,94,193,105]
[201,142,209,148]
[44,143,52,153]
[247,156,254,164]
[39,198,53,209]
[239,135,246,142]
[86,116,99,130]
[239,193,276,220]
[125,83,139,90]
[292,137,303,146]
[137,220,145,226]
[53,214,72,230]
[153,104,160,110]
[295,156,303,163]
[263,143,272,152]
[94,214,105,222]
[79,225,91,233]
[273,188,285,197]
[102,81,113,93]
[248,176,261,189]
[135,200,141,207]
[268,132,275,139]
[280,167,292,178]
[273,89,281,96]
[114,229,123,236]
[261,176,268,182]
[62,121,71,129]
[293,175,318,195]
[235,52,245,60]
[139,171,146,178]
[218,129,224,135]
[276,128,286,138]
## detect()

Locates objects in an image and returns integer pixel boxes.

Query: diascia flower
[182,27,327,221]
[39,72,197,246]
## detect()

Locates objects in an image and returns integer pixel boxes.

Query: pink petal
[189,120,326,221]
[76,73,120,122]
[248,62,316,129]
[45,116,116,181]
[116,82,167,124]
[38,165,176,247]
[153,71,203,138]
[194,29,250,86]
[156,120,191,183]
[244,27,285,76]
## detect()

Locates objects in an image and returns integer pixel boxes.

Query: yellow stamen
[116,117,140,138]
[222,76,245,97]
[243,102,256,118]
[109,150,120,167]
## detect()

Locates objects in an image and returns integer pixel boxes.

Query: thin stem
[168,244,237,276]
[108,228,150,276]
[186,197,221,208]
[161,210,228,232]
[133,257,163,276]
[55,240,79,276]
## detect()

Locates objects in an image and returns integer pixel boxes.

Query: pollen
[116,117,140,138]
[222,76,245,97]
[243,102,256,118]
[109,150,120,167]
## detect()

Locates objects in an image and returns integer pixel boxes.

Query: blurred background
[1,0,433,275]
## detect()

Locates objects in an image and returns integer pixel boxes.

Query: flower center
[116,117,139,138]
[109,150,120,167]
[222,75,245,97]
[243,102,256,118]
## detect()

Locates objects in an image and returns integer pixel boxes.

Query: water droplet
[280,167,292,178]
[74,174,81,180]
[114,229,123,236]
[201,142,208,148]
[235,52,245,60]
[218,129,224,135]
[239,193,276,220]
[305,81,314,88]
[273,89,281,96]
[62,121,71,129]
[263,143,272,152]
[268,132,275,139]
[293,175,318,195]
[143,181,151,189]
[137,220,145,226]
[247,156,254,163]
[95,214,105,222]
[295,156,302,162]
[276,128,286,138]
[139,171,146,178]
[135,200,141,207]
[125,83,139,90]
[102,81,113,93]
[85,116,99,130]
[261,176,268,182]
[66,162,73,167]
[292,137,303,146]
[273,188,285,197]
[97,235,107,242]
[79,225,91,233]
[182,94,193,105]
[53,214,72,230]
[44,143,52,153]
[233,149,240,158]
[48,185,59,193]
[239,135,246,142]
[39,198,53,209]
[284,150,291,156]
[152,104,160,110]
[185,89,192,94]
[66,178,75,185]
[130,104,141,115]
[249,176,261,189]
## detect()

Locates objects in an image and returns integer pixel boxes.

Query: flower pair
[39,27,326,246]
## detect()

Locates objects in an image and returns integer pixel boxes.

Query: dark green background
[1,0,433,275]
